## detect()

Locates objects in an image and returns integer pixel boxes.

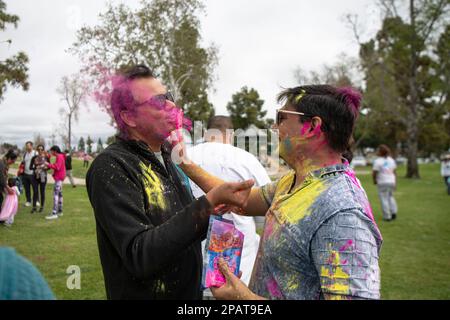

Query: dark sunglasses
[136,92,175,110]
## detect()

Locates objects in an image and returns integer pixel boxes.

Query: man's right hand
[206,180,254,209]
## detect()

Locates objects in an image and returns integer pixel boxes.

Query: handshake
[205,180,254,214]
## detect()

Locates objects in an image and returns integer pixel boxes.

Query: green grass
[355,164,450,299]
[0,185,106,299]
[1,164,449,299]
[71,158,90,179]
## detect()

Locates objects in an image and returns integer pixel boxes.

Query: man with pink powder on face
[86,65,254,300]
[177,85,383,300]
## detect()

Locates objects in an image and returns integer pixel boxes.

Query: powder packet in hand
[202,215,244,289]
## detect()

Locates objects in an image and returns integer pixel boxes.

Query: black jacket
[86,138,212,300]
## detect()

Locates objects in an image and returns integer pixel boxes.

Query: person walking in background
[441,154,450,195]
[373,144,398,221]
[83,153,90,168]
[64,150,76,188]
[0,178,21,227]
[30,145,50,213]
[44,146,66,220]
[0,150,18,213]
[22,141,38,208]
[187,116,271,298]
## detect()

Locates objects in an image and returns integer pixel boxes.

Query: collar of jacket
[115,136,174,178]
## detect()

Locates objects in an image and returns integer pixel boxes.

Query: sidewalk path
[8,168,86,186]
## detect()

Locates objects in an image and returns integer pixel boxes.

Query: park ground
[0,160,449,299]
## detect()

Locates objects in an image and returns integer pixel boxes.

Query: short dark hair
[8,177,16,188]
[111,65,155,136]
[25,141,33,146]
[50,146,62,154]
[277,85,362,153]
[207,116,234,131]
[378,144,391,157]
[5,149,18,161]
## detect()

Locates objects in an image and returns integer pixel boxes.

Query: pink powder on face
[90,66,192,137]
[300,122,311,135]
[312,124,322,136]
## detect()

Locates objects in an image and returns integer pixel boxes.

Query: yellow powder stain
[275,178,326,225]
[139,162,166,210]
[320,250,350,295]
[287,275,300,291]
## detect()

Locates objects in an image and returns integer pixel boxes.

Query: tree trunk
[406,119,420,178]
[406,0,420,179]
[68,114,72,151]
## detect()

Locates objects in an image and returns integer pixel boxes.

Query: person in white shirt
[372,144,398,221]
[187,116,271,297]
[22,141,38,209]
[440,154,450,195]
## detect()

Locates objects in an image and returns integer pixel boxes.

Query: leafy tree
[78,137,85,152]
[0,0,29,103]
[86,136,93,154]
[97,138,104,153]
[357,0,450,178]
[106,135,116,145]
[227,86,267,130]
[71,0,217,123]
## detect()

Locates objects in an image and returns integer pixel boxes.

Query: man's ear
[120,110,137,128]
[304,117,323,138]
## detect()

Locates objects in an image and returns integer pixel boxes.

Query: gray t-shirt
[251,164,382,300]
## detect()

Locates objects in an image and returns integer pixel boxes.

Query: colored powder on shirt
[277,179,326,225]
[320,250,350,295]
[139,162,166,210]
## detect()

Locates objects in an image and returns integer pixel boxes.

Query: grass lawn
[0,163,449,299]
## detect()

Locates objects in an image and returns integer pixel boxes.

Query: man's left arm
[311,209,381,300]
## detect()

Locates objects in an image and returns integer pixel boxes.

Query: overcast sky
[0,0,381,147]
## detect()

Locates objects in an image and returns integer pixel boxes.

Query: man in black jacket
[86,65,253,300]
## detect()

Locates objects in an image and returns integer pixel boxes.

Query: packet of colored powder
[202,215,244,289]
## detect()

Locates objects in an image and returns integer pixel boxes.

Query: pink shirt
[47,153,66,181]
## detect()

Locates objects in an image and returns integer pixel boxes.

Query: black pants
[445,176,450,195]
[22,174,38,203]
[0,192,3,210]
[32,176,47,208]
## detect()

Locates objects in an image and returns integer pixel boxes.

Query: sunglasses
[276,109,311,126]
[136,92,175,110]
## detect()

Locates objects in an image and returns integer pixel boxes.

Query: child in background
[0,178,21,227]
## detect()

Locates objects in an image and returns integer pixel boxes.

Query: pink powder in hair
[337,87,362,116]
[90,65,192,138]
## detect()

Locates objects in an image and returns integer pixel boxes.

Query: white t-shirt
[441,161,450,177]
[373,156,397,185]
[187,142,271,286]
[23,150,37,175]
